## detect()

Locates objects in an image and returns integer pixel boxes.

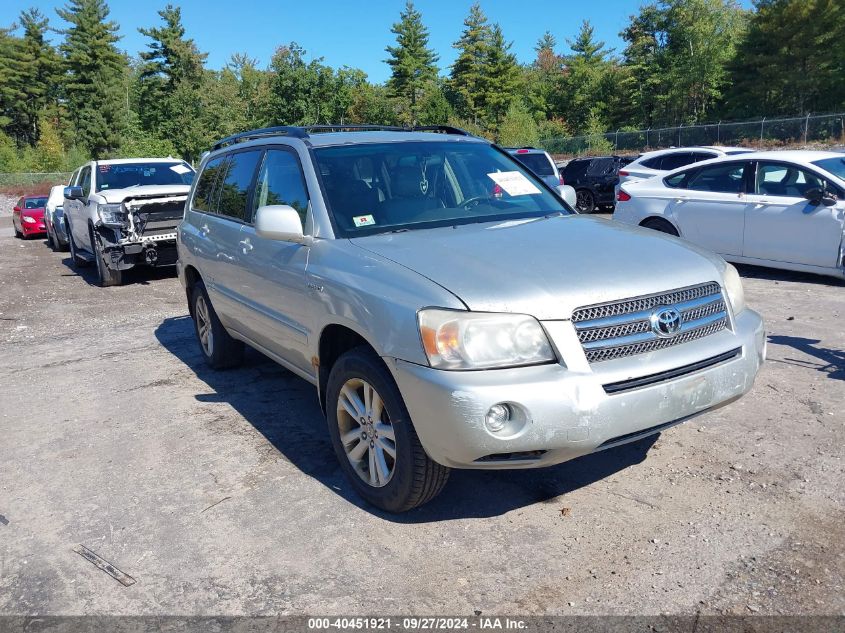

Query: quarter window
[251,150,310,227]
[755,162,826,198]
[216,151,262,221]
[193,156,227,212]
[685,163,746,194]
[659,152,696,171]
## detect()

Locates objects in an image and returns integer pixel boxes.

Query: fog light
[485,403,512,433]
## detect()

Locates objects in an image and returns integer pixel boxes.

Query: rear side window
[640,156,663,169]
[562,160,589,179]
[686,163,746,193]
[251,149,310,227]
[586,157,615,176]
[659,152,697,171]
[689,152,718,163]
[193,156,226,212]
[216,151,262,221]
[512,153,554,176]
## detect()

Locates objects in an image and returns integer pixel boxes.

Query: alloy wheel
[336,378,396,487]
[195,294,214,357]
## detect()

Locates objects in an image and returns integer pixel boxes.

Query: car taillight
[618,170,629,177]
[617,190,631,202]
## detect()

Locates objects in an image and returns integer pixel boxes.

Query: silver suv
[177,125,765,512]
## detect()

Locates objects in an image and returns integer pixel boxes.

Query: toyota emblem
[650,306,682,338]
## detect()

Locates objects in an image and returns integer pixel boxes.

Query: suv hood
[98,184,191,204]
[352,215,727,320]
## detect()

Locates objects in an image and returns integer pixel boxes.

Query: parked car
[618,146,753,190]
[178,124,764,512]
[44,184,69,251]
[561,155,635,213]
[63,158,196,286]
[505,147,563,189]
[613,150,845,280]
[12,194,48,239]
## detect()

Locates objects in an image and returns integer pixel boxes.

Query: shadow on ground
[735,263,845,287]
[767,334,845,381]
[156,315,660,522]
[60,255,177,286]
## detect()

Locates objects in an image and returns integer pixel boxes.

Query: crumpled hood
[98,184,191,204]
[352,215,728,320]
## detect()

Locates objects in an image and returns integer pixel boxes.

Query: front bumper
[21,220,46,237]
[94,225,178,271]
[391,308,765,469]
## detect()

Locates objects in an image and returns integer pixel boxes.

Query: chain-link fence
[542,112,845,157]
[0,172,71,189]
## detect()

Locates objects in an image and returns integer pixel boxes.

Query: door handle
[239,238,253,253]
[200,224,210,236]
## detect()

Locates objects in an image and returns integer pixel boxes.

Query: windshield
[95,162,195,191]
[25,197,47,208]
[314,141,569,237]
[812,157,845,181]
[511,152,555,176]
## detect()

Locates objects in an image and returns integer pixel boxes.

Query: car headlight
[22,216,37,224]
[97,203,126,227]
[418,309,556,370]
[723,263,746,315]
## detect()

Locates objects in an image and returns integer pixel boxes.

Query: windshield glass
[95,162,195,191]
[25,197,47,208]
[511,152,555,176]
[314,141,569,237]
[811,157,845,181]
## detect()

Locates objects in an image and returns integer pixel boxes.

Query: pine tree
[534,31,559,72]
[483,25,520,127]
[448,3,492,123]
[568,20,610,64]
[138,4,207,159]
[57,0,126,157]
[384,1,438,120]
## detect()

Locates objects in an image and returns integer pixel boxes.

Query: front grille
[573,282,728,363]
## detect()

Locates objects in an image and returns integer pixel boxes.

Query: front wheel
[326,347,450,512]
[91,228,122,287]
[575,189,596,213]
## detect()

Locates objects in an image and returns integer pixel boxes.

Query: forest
[0,0,843,172]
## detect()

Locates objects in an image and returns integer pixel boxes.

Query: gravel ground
[0,209,842,617]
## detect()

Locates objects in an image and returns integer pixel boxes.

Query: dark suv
[560,156,634,213]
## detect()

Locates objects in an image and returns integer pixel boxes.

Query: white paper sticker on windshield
[170,164,192,175]
[353,214,376,227]
[487,171,542,196]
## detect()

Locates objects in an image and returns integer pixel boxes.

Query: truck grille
[572,282,728,363]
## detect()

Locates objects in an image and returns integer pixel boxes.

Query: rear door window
[216,151,262,222]
[685,162,747,194]
[512,153,554,176]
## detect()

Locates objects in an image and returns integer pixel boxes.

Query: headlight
[418,309,556,370]
[723,263,745,315]
[22,216,37,224]
[97,203,126,227]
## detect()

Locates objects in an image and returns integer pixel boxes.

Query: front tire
[575,189,596,213]
[190,281,244,369]
[91,228,122,287]
[326,347,450,512]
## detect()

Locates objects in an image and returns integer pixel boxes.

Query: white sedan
[617,146,753,190]
[613,150,845,280]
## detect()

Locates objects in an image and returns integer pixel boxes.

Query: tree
[57,0,126,157]
[137,4,208,160]
[448,3,491,123]
[384,1,438,120]
[497,100,539,147]
[482,25,520,127]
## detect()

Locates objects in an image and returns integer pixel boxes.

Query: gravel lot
[0,209,842,617]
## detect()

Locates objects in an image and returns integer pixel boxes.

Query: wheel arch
[639,215,681,236]
[182,264,203,316]
[317,323,383,414]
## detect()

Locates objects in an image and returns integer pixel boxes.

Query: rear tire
[576,189,596,213]
[91,228,123,287]
[190,280,244,369]
[326,347,450,512]
[641,217,680,236]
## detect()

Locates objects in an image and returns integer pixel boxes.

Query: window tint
[640,156,663,169]
[193,156,227,212]
[216,151,262,221]
[756,162,826,198]
[659,152,696,171]
[664,171,689,188]
[562,160,589,179]
[511,152,554,176]
[586,157,615,176]
[251,150,310,227]
[686,162,746,193]
[689,152,718,163]
[79,166,92,196]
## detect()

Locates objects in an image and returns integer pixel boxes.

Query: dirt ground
[0,210,842,617]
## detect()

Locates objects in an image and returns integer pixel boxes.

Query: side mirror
[556,184,578,209]
[803,187,837,207]
[255,205,306,243]
[64,186,84,200]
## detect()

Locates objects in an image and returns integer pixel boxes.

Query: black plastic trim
[602,347,742,394]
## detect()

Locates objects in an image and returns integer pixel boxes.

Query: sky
[2,0,750,83]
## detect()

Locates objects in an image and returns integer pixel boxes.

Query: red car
[12,194,48,239]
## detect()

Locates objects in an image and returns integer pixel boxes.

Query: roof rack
[209,123,475,152]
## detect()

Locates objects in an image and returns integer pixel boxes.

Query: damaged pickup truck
[63,158,196,286]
